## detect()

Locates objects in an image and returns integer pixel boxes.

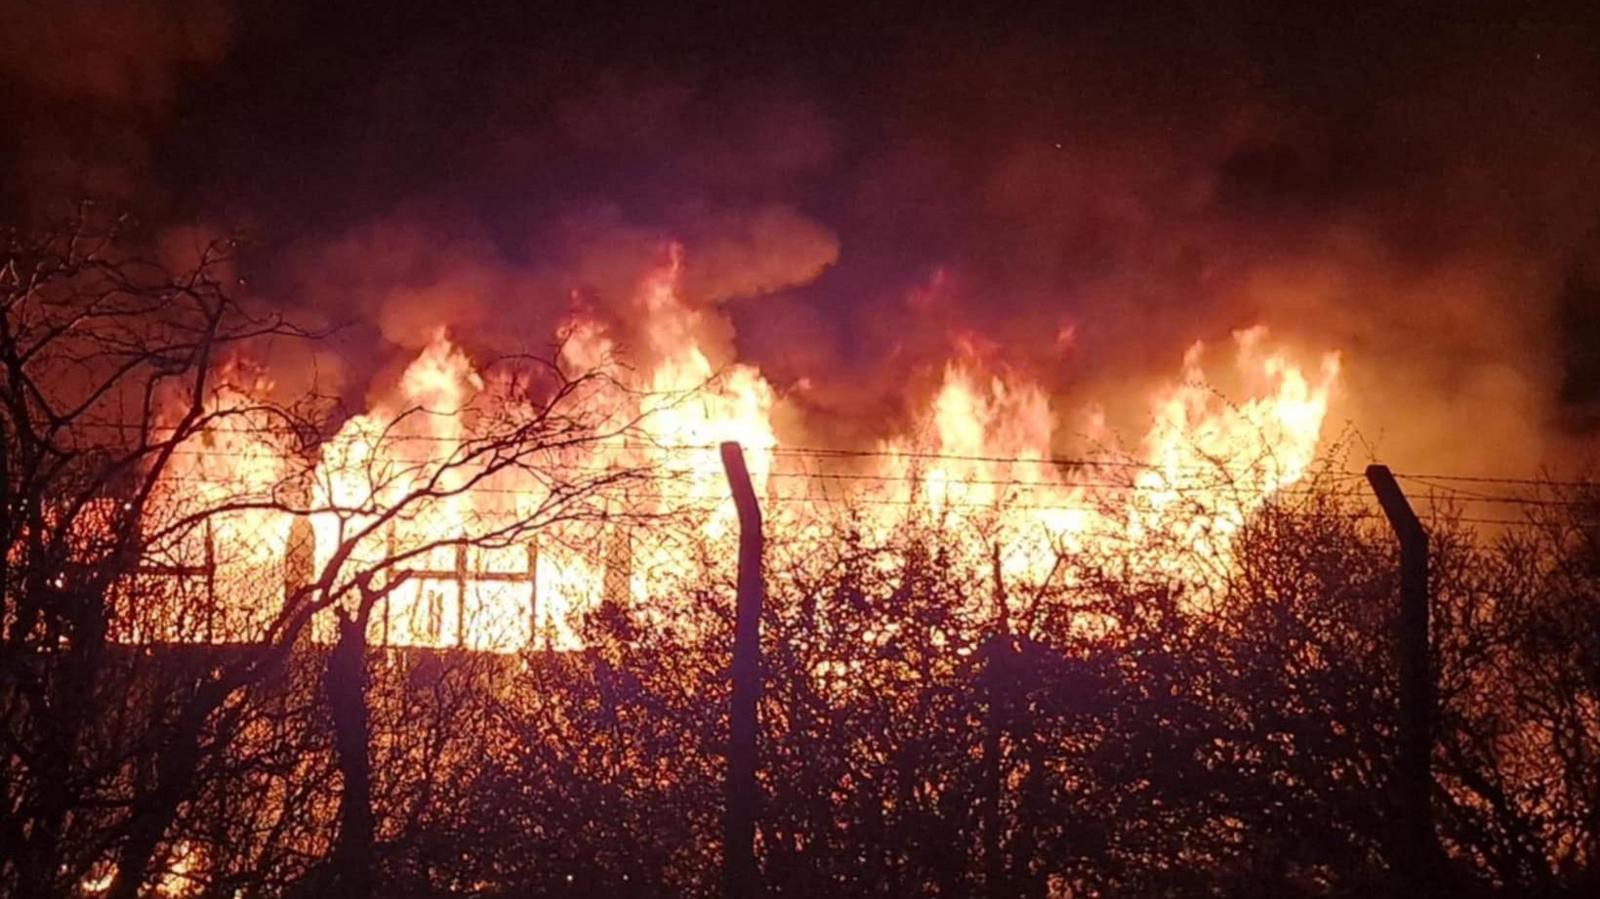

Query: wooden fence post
[1366,464,1435,895]
[721,442,764,899]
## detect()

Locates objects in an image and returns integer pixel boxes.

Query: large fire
[141,245,1340,652]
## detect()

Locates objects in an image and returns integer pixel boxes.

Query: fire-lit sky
[4,0,1600,474]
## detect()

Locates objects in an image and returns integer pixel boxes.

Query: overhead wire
[25,422,1600,533]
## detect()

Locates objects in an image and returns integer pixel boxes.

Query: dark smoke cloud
[0,0,230,107]
[5,0,1599,473]
[0,0,232,213]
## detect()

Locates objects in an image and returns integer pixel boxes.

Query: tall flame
[140,247,1341,651]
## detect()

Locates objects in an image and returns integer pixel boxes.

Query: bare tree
[0,208,315,896]
[0,208,660,897]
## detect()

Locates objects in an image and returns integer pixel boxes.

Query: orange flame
[140,248,1341,651]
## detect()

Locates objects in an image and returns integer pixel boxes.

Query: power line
[1393,470,1600,489]
[27,421,1600,492]
[134,455,1567,511]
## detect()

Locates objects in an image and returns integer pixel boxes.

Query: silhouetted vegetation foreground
[7,216,1600,898]
[9,489,1600,898]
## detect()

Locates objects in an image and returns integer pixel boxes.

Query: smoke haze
[4,0,1598,473]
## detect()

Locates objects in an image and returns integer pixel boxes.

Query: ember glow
[145,247,1339,652]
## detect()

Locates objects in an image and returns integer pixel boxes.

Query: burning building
[114,240,1341,656]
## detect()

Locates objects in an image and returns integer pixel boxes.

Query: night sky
[4,0,1599,469]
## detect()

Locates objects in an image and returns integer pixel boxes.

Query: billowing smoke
[4,1,1598,474]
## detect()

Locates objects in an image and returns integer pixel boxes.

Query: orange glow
[136,247,1340,651]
